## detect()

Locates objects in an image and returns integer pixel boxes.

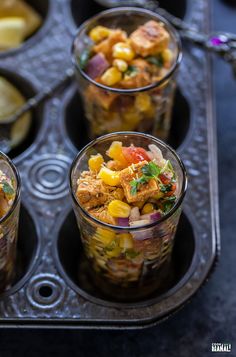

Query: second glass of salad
[70,132,187,300]
[0,151,21,292]
[72,7,182,141]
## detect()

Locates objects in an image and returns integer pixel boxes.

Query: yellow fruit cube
[162,48,173,64]
[141,203,154,215]
[112,59,128,72]
[88,153,104,172]
[89,26,111,43]
[101,67,122,86]
[135,93,151,112]
[0,17,26,49]
[118,233,133,249]
[106,141,127,165]
[98,167,120,186]
[108,200,131,218]
[112,42,135,61]
[94,227,116,246]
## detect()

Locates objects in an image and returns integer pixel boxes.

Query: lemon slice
[0,77,32,148]
[0,17,26,50]
[0,0,42,38]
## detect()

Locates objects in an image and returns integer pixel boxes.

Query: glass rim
[69,132,188,231]
[71,6,182,94]
[0,151,21,225]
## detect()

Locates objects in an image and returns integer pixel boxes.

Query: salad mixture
[0,168,16,291]
[75,141,179,286]
[76,20,176,138]
[0,170,15,219]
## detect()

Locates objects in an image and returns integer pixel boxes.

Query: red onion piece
[140,211,162,222]
[85,53,109,79]
[117,217,129,227]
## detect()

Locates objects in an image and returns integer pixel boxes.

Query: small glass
[70,132,187,300]
[72,7,182,141]
[0,152,21,292]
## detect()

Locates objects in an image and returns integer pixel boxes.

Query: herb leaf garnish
[130,161,161,195]
[147,54,164,68]
[1,181,14,195]
[125,65,138,77]
[79,48,91,70]
[160,183,173,193]
[162,196,176,213]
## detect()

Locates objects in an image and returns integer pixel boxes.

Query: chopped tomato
[166,183,176,196]
[159,173,171,184]
[122,146,150,164]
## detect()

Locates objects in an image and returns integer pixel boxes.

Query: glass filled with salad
[0,151,21,292]
[72,7,182,141]
[70,132,187,299]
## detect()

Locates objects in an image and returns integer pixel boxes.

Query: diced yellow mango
[118,233,133,249]
[98,167,120,186]
[108,200,131,218]
[162,48,173,64]
[107,141,127,165]
[94,227,116,246]
[112,42,135,61]
[135,93,151,112]
[88,153,104,172]
[89,26,111,43]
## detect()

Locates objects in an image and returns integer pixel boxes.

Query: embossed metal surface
[0,0,220,329]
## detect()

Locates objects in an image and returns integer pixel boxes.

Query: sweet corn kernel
[98,167,120,186]
[162,48,173,64]
[107,141,127,165]
[113,59,128,72]
[89,26,111,43]
[88,153,104,172]
[153,191,164,200]
[118,233,134,249]
[94,227,116,246]
[108,200,131,218]
[141,203,154,215]
[101,67,122,86]
[135,93,152,112]
[112,42,135,61]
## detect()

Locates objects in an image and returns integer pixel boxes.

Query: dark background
[0,1,236,356]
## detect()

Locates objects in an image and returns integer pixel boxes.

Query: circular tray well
[56,211,195,306]
[71,0,187,27]
[65,87,190,151]
[0,205,39,297]
[0,68,43,159]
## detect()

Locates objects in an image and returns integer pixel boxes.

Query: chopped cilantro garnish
[160,183,173,193]
[125,65,138,77]
[79,48,91,70]
[2,181,14,195]
[130,161,161,195]
[147,54,164,67]
[162,196,176,213]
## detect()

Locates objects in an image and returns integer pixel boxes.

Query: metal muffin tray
[0,0,220,329]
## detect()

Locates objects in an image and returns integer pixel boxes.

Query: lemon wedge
[0,77,31,148]
[0,0,42,38]
[0,17,26,50]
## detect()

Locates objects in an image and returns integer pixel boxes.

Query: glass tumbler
[0,152,21,292]
[70,132,187,300]
[72,7,182,141]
